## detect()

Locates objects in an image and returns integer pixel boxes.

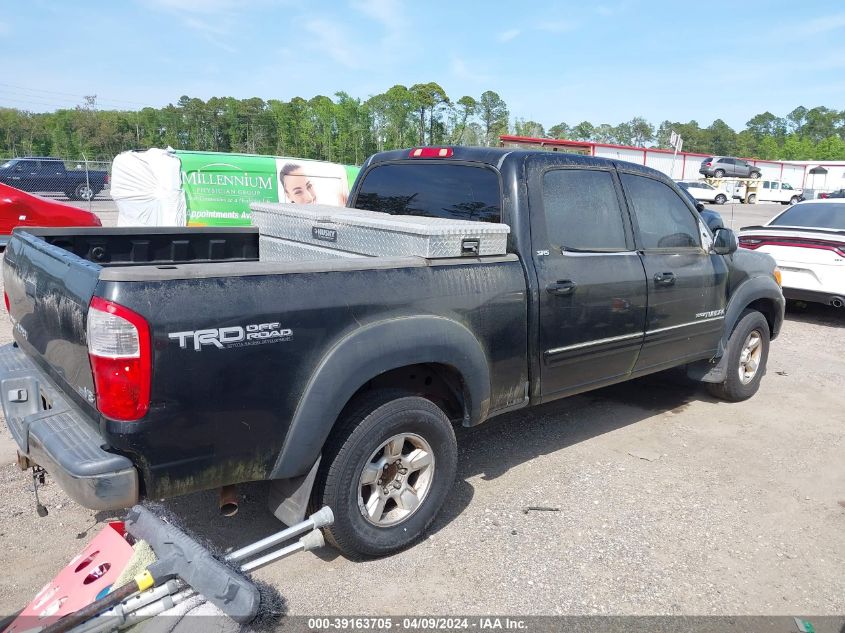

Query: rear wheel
[714,169,725,178]
[311,391,458,559]
[715,194,727,205]
[707,310,770,402]
[73,182,95,201]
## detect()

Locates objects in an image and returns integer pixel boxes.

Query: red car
[0,183,101,247]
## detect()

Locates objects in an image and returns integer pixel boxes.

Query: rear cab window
[540,169,629,252]
[352,162,502,223]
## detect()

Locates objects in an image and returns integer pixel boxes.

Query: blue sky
[1,0,844,130]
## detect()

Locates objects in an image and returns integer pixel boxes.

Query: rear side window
[354,163,501,223]
[542,169,628,252]
[770,203,845,230]
[621,174,701,249]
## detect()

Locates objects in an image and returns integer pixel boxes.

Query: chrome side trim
[646,316,724,336]
[545,331,643,356]
[544,316,725,357]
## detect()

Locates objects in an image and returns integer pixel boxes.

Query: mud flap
[267,456,321,527]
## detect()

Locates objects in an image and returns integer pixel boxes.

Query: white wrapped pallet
[111,148,186,227]
[250,203,509,259]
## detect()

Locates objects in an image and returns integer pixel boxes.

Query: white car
[677,180,729,204]
[738,199,845,308]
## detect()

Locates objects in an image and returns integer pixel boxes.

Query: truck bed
[3,226,529,502]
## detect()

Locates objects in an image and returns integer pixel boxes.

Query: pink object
[6,522,134,632]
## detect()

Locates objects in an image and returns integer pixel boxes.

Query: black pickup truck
[0,157,108,201]
[0,147,784,558]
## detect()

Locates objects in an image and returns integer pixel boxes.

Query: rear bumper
[783,287,845,307]
[0,343,138,510]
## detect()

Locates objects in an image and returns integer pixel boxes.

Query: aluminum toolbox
[259,235,367,262]
[250,202,509,258]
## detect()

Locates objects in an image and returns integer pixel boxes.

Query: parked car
[677,180,729,204]
[1,147,785,559]
[0,182,101,247]
[739,199,844,307]
[819,189,845,199]
[699,156,762,179]
[0,157,109,201]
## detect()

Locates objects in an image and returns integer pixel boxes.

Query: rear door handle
[546,280,577,296]
[654,272,676,286]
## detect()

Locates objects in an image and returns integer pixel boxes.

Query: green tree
[571,121,594,141]
[629,117,654,147]
[449,96,478,144]
[513,118,545,138]
[477,90,509,146]
[547,122,571,139]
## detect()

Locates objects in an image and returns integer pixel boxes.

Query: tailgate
[3,230,101,418]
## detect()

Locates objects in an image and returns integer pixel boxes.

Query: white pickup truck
[737,180,803,205]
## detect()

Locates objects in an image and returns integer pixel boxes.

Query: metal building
[499,135,838,194]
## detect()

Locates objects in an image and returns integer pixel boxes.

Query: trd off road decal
[169,322,293,351]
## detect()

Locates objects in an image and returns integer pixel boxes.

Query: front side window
[621,174,701,250]
[354,163,501,223]
[782,183,793,190]
[541,169,628,252]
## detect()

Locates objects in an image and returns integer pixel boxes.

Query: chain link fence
[0,156,114,210]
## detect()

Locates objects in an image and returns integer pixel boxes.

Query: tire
[707,310,770,402]
[715,194,727,205]
[747,193,757,204]
[750,171,762,179]
[714,169,725,178]
[789,196,799,205]
[73,182,95,201]
[311,390,458,559]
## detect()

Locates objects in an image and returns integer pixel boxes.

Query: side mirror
[695,201,705,212]
[712,227,738,255]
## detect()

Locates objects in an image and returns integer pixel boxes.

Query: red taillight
[409,147,454,158]
[703,162,711,166]
[87,297,151,421]
[3,292,9,313]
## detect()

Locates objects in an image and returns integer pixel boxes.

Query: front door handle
[654,272,676,286]
[546,280,577,296]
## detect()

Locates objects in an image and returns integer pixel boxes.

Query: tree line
[1,83,844,163]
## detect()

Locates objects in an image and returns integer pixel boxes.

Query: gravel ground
[0,203,842,617]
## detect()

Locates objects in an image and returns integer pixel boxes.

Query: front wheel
[747,193,757,204]
[750,171,762,179]
[715,194,727,205]
[789,196,799,205]
[707,310,770,402]
[312,391,458,559]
